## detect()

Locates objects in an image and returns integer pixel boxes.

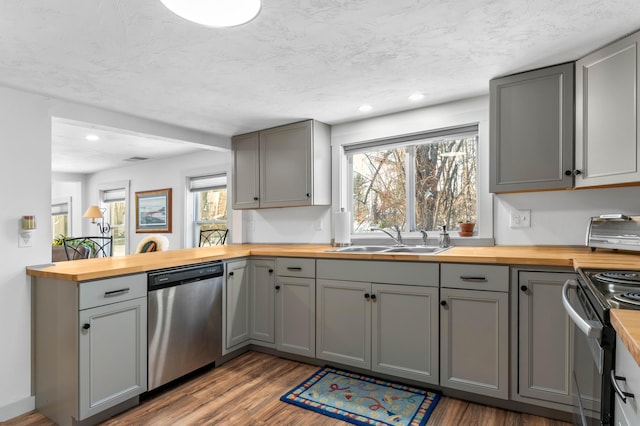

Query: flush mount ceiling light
[85,134,99,141]
[160,0,261,28]
[409,93,425,102]
[358,104,373,112]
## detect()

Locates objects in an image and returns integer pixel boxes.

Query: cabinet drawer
[79,274,146,310]
[317,259,439,287]
[276,257,315,278]
[441,264,509,292]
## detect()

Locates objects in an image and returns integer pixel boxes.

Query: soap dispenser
[439,225,451,248]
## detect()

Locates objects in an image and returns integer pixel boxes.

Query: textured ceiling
[3,0,640,173]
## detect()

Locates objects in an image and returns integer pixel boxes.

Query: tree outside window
[350,135,477,233]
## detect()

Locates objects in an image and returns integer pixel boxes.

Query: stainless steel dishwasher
[147,261,223,391]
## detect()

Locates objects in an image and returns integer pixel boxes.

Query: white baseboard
[0,395,35,421]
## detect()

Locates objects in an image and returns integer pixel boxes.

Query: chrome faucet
[370,225,404,246]
[420,230,429,246]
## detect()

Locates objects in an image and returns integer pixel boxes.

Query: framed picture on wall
[135,188,172,233]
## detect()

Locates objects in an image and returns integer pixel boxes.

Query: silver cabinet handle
[460,275,487,282]
[611,370,635,403]
[562,279,602,339]
[104,288,130,297]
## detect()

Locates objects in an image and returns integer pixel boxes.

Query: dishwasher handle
[562,279,603,339]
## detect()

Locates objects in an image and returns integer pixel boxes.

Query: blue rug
[280,366,441,426]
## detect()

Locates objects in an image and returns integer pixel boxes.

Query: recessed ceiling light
[409,93,425,102]
[358,104,373,112]
[160,0,261,28]
[85,134,99,141]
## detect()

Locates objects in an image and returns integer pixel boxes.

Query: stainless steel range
[564,268,640,425]
[563,214,640,425]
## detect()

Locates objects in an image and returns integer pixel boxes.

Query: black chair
[199,228,228,247]
[63,236,113,260]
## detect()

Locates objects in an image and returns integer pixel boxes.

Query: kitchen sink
[383,246,450,254]
[328,245,450,255]
[330,245,393,253]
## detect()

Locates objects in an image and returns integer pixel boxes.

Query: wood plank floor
[7,351,571,425]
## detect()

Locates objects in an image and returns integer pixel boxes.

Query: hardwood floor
[6,351,571,425]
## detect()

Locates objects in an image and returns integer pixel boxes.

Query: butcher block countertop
[26,244,640,281]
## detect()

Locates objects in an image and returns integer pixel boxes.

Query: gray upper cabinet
[490,63,574,193]
[232,132,260,209]
[575,31,640,187]
[232,119,331,209]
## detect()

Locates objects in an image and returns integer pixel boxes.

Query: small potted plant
[458,221,475,237]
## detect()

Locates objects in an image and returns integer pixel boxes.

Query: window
[51,198,70,241]
[347,126,477,233]
[101,188,126,256]
[190,174,228,246]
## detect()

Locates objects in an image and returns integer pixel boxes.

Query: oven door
[563,279,605,425]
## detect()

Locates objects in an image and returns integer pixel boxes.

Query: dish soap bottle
[439,225,451,248]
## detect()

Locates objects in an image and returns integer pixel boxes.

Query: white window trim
[94,180,130,254]
[185,171,229,248]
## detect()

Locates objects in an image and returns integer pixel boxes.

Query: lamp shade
[160,0,261,28]
[83,205,103,220]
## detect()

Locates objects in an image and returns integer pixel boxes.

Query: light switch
[510,209,531,228]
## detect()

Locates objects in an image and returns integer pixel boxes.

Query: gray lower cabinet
[511,270,576,410]
[575,30,640,187]
[490,62,574,193]
[275,257,316,357]
[316,278,439,385]
[440,264,509,399]
[249,258,276,344]
[613,335,640,426]
[371,283,439,384]
[316,279,371,369]
[224,259,250,352]
[34,274,147,426]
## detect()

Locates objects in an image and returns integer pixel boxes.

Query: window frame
[345,124,479,237]
[95,180,130,255]
[188,173,228,247]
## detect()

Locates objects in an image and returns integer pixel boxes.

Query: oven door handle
[562,279,603,339]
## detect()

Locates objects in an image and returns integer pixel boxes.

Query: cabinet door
[516,271,574,405]
[371,283,439,385]
[249,259,275,344]
[440,288,509,399]
[79,297,147,420]
[225,260,250,349]
[490,63,574,192]
[232,132,260,209]
[614,335,640,425]
[259,120,312,208]
[576,32,640,187]
[316,279,371,369]
[276,276,315,357]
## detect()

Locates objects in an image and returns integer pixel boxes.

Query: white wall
[245,206,332,243]
[494,186,640,245]
[0,86,51,420]
[0,83,230,421]
[86,150,230,251]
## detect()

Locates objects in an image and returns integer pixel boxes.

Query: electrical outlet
[510,209,531,228]
[315,219,323,231]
